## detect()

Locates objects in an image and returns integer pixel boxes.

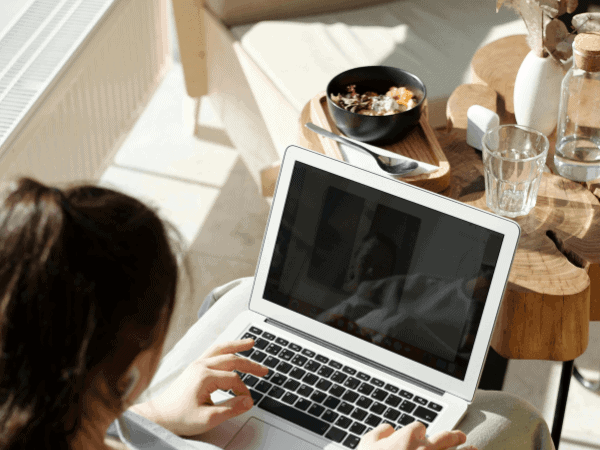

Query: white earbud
[121,366,140,400]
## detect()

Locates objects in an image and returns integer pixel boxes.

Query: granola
[331,84,418,116]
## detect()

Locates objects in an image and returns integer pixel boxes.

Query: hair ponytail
[0,178,179,448]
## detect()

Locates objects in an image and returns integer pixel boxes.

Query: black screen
[265,162,503,380]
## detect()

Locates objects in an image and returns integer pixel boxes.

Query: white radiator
[0,0,171,185]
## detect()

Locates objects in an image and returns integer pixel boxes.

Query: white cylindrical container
[513,50,565,136]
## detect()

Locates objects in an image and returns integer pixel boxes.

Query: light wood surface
[442,91,600,360]
[446,84,498,132]
[297,92,452,193]
[470,35,530,116]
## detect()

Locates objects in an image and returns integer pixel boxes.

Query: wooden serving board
[299,92,451,193]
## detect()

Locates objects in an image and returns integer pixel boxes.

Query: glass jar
[554,33,600,181]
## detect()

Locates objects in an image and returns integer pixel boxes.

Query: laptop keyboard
[228,326,444,449]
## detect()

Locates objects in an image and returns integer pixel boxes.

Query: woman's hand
[130,338,268,437]
[357,422,477,450]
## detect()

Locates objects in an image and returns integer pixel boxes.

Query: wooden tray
[299,92,451,193]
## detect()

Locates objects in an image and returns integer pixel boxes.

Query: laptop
[200,145,520,450]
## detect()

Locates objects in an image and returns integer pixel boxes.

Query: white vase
[513,51,565,136]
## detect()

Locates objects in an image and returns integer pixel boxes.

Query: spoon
[305,123,419,176]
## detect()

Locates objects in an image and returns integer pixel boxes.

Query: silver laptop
[200,145,520,450]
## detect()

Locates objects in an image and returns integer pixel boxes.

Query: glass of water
[482,125,549,218]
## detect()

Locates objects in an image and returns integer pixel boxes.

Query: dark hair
[0,178,180,448]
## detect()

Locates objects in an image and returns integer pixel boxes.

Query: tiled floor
[98,64,270,353]
[102,62,600,449]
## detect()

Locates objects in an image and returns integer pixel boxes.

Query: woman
[0,178,551,450]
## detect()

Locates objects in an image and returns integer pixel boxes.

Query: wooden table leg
[551,360,574,450]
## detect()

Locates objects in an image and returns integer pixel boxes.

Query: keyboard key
[398,414,416,425]
[325,427,348,442]
[365,414,382,427]
[331,372,348,383]
[250,351,267,363]
[356,396,373,409]
[384,384,399,394]
[383,408,400,421]
[342,391,359,403]
[264,356,280,368]
[266,344,282,355]
[370,378,385,387]
[256,380,272,393]
[311,390,327,404]
[295,398,311,411]
[238,348,253,357]
[344,377,361,390]
[349,422,367,435]
[385,394,401,407]
[302,349,316,358]
[262,332,276,341]
[254,338,269,350]
[371,389,388,401]
[336,416,352,429]
[303,373,319,386]
[275,337,289,346]
[358,383,374,395]
[289,343,302,352]
[308,404,325,417]
[399,400,416,414]
[297,385,314,397]
[276,362,293,374]
[249,389,263,403]
[343,434,361,449]
[323,396,341,409]
[305,360,321,372]
[317,366,334,378]
[414,396,428,406]
[343,366,357,376]
[263,369,274,380]
[249,326,263,335]
[325,427,347,443]
[271,373,287,386]
[413,406,438,422]
[329,385,345,398]
[268,386,285,399]
[316,379,333,391]
[241,332,257,341]
[283,379,300,391]
[244,375,259,387]
[329,360,343,369]
[350,408,368,421]
[337,402,354,415]
[258,397,328,435]
[369,402,386,415]
[356,372,371,382]
[322,409,339,423]
[399,390,414,399]
[428,402,442,412]
[291,354,308,367]
[279,349,295,361]
[289,367,306,379]
[282,392,298,405]
[316,355,329,364]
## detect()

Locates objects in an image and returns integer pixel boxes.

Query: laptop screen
[263,161,504,381]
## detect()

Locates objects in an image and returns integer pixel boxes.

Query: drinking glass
[482,125,549,218]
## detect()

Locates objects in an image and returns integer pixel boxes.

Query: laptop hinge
[266,318,446,397]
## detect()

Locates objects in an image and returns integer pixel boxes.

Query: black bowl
[326,66,426,144]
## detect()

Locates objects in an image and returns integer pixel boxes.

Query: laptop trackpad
[225,418,321,450]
